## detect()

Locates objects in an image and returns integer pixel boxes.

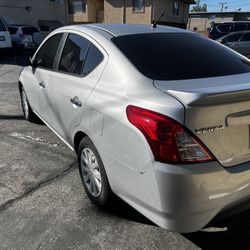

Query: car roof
[8,25,35,27]
[219,30,250,39]
[60,23,188,37]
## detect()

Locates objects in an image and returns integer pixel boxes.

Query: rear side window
[83,44,104,76]
[21,27,39,35]
[36,33,62,70]
[217,24,232,33]
[58,34,89,75]
[0,20,6,31]
[223,33,242,43]
[235,23,248,31]
[8,27,18,34]
[112,33,250,80]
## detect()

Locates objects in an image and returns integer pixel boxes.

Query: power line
[219,2,227,11]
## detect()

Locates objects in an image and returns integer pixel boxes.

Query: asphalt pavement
[0,57,249,250]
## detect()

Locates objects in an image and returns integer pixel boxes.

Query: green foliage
[190,0,207,12]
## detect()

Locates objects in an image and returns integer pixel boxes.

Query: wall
[0,0,66,29]
[153,0,189,26]
[104,0,124,24]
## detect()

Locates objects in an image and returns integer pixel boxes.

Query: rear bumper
[115,160,250,233]
[150,161,250,232]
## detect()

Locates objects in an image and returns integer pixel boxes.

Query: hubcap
[21,89,29,118]
[80,148,102,197]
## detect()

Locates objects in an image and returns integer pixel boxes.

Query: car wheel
[20,86,37,122]
[78,137,114,208]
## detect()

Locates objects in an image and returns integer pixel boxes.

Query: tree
[190,0,207,12]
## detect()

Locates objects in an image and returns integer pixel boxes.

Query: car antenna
[151,10,166,28]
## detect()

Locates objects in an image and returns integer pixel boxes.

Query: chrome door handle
[39,81,45,88]
[70,96,82,107]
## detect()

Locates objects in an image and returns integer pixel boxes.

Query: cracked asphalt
[0,57,250,250]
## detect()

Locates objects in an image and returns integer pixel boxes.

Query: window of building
[59,34,89,75]
[173,1,180,15]
[68,0,86,15]
[133,0,145,13]
[36,33,63,70]
[193,27,198,31]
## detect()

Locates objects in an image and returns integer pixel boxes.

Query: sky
[192,0,250,12]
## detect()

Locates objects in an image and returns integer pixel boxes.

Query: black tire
[78,137,114,208]
[20,86,38,122]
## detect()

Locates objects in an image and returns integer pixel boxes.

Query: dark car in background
[208,21,250,40]
[217,31,250,58]
[8,25,43,53]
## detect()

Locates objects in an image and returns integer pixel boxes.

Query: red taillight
[126,105,214,164]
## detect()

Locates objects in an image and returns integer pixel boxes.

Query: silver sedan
[18,24,250,233]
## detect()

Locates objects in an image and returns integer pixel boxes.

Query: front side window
[217,24,232,33]
[58,34,89,75]
[235,23,247,32]
[68,0,86,14]
[133,0,145,13]
[173,1,180,15]
[36,33,62,70]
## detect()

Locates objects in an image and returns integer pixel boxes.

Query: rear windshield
[111,33,250,80]
[0,20,6,31]
[21,27,39,35]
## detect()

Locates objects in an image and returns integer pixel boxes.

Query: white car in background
[0,17,12,55]
[8,25,43,52]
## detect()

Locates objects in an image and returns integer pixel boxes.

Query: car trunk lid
[154,73,250,167]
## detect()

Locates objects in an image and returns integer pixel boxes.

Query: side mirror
[16,55,32,67]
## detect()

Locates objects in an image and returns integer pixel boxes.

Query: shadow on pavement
[0,56,17,65]
[0,115,25,120]
[183,210,250,249]
[89,196,155,227]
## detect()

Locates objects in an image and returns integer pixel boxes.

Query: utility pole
[219,2,227,12]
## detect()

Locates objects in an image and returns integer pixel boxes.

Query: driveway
[0,57,249,250]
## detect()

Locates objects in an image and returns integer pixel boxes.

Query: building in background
[0,0,196,32]
[0,0,66,33]
[66,0,195,29]
[188,11,250,33]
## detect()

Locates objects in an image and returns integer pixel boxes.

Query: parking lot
[0,56,250,250]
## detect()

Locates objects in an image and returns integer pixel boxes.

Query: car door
[238,32,250,57]
[222,33,242,52]
[23,33,63,123]
[46,32,107,143]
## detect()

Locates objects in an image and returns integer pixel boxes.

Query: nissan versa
[18,24,250,233]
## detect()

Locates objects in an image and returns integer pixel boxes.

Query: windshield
[22,27,39,35]
[112,33,250,80]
